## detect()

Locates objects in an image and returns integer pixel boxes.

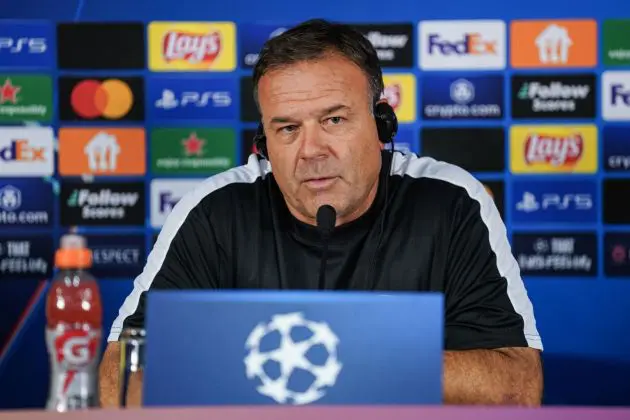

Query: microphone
[316,205,336,290]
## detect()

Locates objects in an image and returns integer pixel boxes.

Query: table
[1,406,630,419]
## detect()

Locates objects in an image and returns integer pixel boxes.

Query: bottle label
[54,329,99,368]
[46,326,102,410]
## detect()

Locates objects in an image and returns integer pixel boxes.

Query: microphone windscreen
[316,205,336,236]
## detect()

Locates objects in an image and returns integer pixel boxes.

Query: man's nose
[298,122,328,159]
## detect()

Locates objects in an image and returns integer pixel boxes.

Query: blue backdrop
[0,0,630,410]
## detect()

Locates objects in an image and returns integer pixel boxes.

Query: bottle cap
[55,234,93,269]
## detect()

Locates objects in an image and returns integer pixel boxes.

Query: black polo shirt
[108,150,543,352]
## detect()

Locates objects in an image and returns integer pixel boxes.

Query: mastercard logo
[70,79,134,120]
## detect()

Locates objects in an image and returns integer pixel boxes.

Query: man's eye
[327,116,344,124]
[280,125,297,133]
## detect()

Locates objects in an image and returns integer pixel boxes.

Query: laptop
[142,290,444,406]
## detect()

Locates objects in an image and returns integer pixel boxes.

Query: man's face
[257,53,383,226]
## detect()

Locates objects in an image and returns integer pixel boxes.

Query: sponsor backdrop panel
[421,74,504,120]
[1,0,630,409]
[56,23,146,70]
[510,74,596,119]
[511,179,598,225]
[57,76,145,122]
[0,74,53,123]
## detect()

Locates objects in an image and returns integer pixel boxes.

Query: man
[99,19,543,406]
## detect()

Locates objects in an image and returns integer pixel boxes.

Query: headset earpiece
[253,123,268,159]
[374,102,398,145]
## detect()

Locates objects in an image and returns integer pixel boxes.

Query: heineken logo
[0,75,52,122]
[151,128,236,175]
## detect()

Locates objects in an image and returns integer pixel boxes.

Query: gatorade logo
[55,330,98,367]
[71,79,133,119]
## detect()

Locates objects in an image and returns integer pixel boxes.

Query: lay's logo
[163,31,221,63]
[524,133,583,166]
[149,22,236,71]
[510,125,597,174]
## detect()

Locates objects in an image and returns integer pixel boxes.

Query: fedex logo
[611,84,630,106]
[159,191,180,214]
[150,179,203,228]
[0,139,46,162]
[603,71,630,121]
[0,128,54,176]
[419,20,505,70]
[512,180,597,224]
[427,33,497,56]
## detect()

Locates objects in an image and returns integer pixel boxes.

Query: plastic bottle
[45,234,102,411]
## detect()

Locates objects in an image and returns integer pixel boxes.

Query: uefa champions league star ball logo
[243,312,342,405]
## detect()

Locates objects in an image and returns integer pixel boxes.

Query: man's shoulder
[167,154,271,222]
[390,151,489,207]
[190,154,270,202]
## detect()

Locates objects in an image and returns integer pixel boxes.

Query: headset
[252,101,399,160]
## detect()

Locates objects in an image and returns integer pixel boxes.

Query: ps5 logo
[516,192,593,213]
[0,37,47,54]
[155,89,232,109]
